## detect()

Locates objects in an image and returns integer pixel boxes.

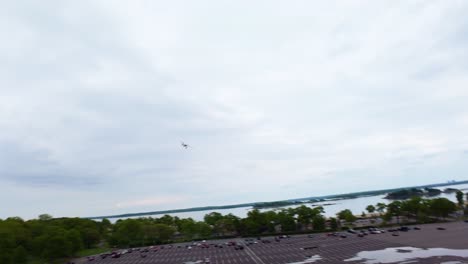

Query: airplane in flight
[181,142,190,149]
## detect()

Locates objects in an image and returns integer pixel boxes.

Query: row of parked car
[334,226,424,238]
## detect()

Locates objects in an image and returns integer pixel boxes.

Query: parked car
[399,226,410,232]
[234,245,244,250]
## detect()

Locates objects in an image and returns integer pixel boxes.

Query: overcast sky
[1,0,468,220]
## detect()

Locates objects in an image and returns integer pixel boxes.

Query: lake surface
[114,183,468,222]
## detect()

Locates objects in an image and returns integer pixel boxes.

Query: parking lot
[78,221,468,264]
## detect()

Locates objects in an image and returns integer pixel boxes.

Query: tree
[112,219,143,247]
[276,210,296,232]
[204,212,224,226]
[65,229,83,254]
[295,205,315,226]
[195,222,212,238]
[429,198,457,219]
[386,201,402,224]
[143,223,175,244]
[155,224,175,242]
[0,230,14,264]
[42,234,72,261]
[328,217,338,230]
[376,203,387,215]
[99,218,112,236]
[13,246,28,264]
[337,209,356,223]
[158,215,176,226]
[456,191,464,207]
[400,196,425,219]
[178,218,198,239]
[81,228,100,249]
[38,214,53,221]
[366,205,376,216]
[312,215,326,231]
[243,209,268,234]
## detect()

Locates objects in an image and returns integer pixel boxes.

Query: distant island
[85,179,468,220]
[384,187,443,200]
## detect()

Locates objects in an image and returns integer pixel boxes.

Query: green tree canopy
[429,198,457,218]
[337,209,356,223]
[456,191,464,207]
[366,205,376,215]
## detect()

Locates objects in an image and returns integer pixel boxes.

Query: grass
[76,247,112,257]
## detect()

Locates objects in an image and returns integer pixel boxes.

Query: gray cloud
[1,0,468,219]
[0,141,102,187]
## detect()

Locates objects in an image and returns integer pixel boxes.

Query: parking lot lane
[240,240,268,264]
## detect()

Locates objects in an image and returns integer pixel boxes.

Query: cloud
[0,141,102,188]
[1,0,468,219]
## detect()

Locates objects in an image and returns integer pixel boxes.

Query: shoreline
[85,180,468,220]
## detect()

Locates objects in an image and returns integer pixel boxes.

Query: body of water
[112,184,468,222]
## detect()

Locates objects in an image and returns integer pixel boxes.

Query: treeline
[0,214,107,264]
[1,195,465,263]
[381,196,459,222]
[109,205,327,247]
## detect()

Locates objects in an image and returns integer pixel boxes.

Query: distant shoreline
[85,180,468,220]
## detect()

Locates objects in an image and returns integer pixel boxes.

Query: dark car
[399,226,409,232]
[437,227,446,230]
[413,227,421,230]
[302,246,318,250]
